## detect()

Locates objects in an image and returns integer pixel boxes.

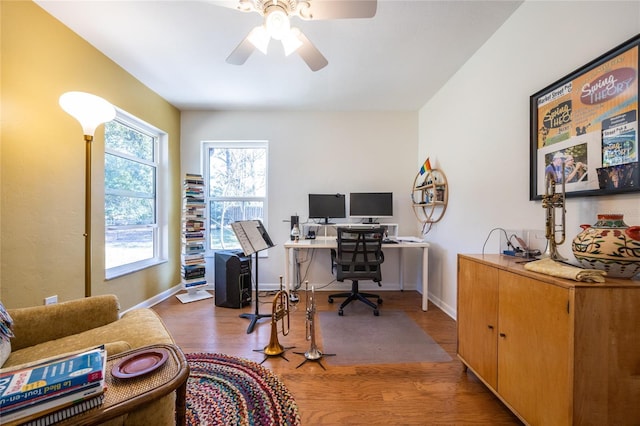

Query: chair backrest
[334,227,385,283]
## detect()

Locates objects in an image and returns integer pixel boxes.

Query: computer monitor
[308,194,346,224]
[349,192,393,224]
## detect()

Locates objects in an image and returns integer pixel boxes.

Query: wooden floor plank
[152,290,522,425]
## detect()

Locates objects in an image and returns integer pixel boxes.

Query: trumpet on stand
[539,168,567,261]
[254,276,294,364]
[295,281,335,370]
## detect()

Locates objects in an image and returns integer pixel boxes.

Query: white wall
[181,110,421,293]
[419,0,640,317]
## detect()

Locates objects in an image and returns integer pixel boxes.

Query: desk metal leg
[421,247,429,311]
[399,248,404,291]
[284,246,291,294]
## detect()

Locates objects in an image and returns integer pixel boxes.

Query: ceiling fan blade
[298,0,377,20]
[226,35,256,65]
[296,30,328,71]
[208,0,256,13]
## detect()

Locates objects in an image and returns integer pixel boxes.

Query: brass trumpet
[540,168,567,261]
[295,281,335,369]
[262,276,291,358]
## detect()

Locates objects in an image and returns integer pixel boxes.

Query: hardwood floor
[152,290,522,425]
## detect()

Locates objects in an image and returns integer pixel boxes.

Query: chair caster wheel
[373,309,380,316]
[338,309,344,316]
[328,297,334,304]
[377,298,383,304]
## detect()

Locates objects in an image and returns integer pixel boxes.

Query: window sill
[106,258,167,280]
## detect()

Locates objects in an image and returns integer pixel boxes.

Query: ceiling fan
[220,0,377,71]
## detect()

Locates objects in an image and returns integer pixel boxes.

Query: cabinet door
[498,271,571,426]
[457,258,499,389]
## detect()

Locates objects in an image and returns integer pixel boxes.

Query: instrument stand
[254,345,296,365]
[294,349,336,370]
[240,252,271,334]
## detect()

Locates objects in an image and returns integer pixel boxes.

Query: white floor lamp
[59,92,116,298]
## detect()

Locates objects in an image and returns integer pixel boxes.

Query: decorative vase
[572,214,640,278]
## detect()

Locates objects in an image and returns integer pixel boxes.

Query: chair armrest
[8,295,121,351]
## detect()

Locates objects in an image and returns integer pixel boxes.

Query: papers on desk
[396,236,425,243]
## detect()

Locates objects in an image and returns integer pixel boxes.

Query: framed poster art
[530,34,640,200]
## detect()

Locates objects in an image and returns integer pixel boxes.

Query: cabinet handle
[487,325,494,330]
[499,333,506,338]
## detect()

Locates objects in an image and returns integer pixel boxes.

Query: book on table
[0,345,106,422]
[20,392,105,426]
[1,382,105,425]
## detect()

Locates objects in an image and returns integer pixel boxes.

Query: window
[104,112,167,278]
[203,141,268,251]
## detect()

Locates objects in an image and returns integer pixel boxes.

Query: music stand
[231,220,275,334]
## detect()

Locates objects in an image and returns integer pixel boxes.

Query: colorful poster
[531,37,639,198]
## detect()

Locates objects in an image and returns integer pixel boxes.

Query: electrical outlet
[44,295,58,305]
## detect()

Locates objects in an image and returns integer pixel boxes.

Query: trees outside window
[203,141,268,251]
[105,114,166,277]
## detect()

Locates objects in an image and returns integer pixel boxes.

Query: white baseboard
[425,293,456,319]
[124,282,457,321]
[120,284,183,315]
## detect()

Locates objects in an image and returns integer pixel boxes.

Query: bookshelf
[176,173,213,303]
[411,168,448,224]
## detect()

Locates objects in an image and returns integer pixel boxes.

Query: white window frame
[201,140,269,256]
[105,110,168,279]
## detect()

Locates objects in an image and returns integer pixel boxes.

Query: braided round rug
[185,353,301,426]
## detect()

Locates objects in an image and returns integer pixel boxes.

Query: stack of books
[181,173,207,290]
[0,346,107,425]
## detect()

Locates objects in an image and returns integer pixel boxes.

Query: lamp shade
[59,92,116,137]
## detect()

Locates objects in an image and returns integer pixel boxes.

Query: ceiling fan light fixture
[247,25,270,54]
[265,8,290,40]
[282,27,302,56]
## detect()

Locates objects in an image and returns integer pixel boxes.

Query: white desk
[283,237,431,311]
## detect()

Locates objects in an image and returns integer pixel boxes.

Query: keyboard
[382,239,398,244]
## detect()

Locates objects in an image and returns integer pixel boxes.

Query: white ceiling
[35,0,523,111]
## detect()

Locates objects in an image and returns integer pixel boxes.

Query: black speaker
[214,250,252,308]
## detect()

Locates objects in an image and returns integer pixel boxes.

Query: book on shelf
[183,279,207,288]
[184,220,205,231]
[184,174,204,183]
[0,346,105,410]
[182,259,205,266]
[182,245,205,255]
[183,238,204,244]
[181,253,204,260]
[183,231,204,239]
[182,271,205,280]
[1,381,104,425]
[183,208,205,218]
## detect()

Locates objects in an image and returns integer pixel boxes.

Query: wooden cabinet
[457,259,499,388]
[457,254,640,425]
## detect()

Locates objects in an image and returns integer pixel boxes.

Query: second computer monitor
[349,192,393,224]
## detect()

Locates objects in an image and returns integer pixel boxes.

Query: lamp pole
[59,92,116,297]
[84,134,93,298]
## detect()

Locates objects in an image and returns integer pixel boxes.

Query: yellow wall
[1,1,182,309]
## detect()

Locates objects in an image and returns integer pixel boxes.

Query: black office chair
[328,227,385,316]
